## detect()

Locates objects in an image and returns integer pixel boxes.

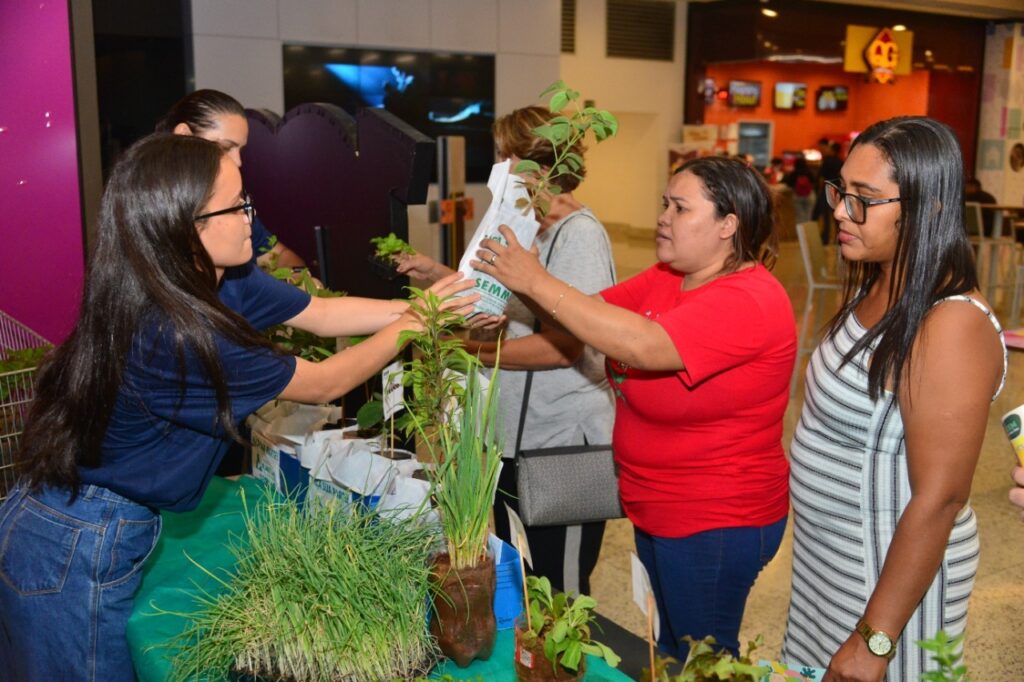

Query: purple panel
[241,104,433,298]
[0,1,84,343]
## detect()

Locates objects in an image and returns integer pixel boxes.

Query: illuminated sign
[844,25,913,80]
[864,28,899,84]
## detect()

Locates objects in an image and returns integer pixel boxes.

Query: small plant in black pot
[369,232,416,279]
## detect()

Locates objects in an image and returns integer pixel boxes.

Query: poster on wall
[774,82,807,110]
[728,80,762,108]
[816,86,849,112]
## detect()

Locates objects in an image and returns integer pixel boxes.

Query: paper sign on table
[382,361,404,420]
[504,503,533,569]
[631,552,660,641]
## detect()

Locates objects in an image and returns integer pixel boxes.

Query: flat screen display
[284,45,496,182]
[815,85,849,112]
[773,82,807,110]
[727,80,762,108]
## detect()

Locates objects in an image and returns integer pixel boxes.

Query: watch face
[868,631,893,656]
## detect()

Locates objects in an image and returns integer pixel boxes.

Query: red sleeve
[656,281,768,387]
[600,264,662,312]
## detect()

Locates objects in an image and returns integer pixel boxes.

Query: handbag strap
[513,222,567,455]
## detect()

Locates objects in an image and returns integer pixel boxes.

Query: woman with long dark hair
[781,117,1006,681]
[478,156,796,658]
[0,133,473,680]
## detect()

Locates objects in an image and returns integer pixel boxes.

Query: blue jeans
[634,516,786,658]
[0,484,161,681]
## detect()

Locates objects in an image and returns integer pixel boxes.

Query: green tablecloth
[127,477,632,681]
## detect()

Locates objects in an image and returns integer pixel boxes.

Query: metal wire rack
[0,311,50,502]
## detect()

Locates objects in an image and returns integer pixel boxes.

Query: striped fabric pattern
[781,296,1006,681]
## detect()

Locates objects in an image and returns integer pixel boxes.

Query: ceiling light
[762,8,778,17]
[893,24,907,31]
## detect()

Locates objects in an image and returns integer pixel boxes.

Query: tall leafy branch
[513,81,619,218]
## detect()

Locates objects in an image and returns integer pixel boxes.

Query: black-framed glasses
[824,180,901,225]
[195,194,255,223]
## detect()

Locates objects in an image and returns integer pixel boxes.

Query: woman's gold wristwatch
[855,619,897,660]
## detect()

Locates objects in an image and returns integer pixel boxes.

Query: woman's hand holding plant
[395,252,453,282]
[403,272,478,330]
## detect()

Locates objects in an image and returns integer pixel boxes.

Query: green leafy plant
[415,362,502,570]
[165,488,439,682]
[361,287,478,439]
[513,81,619,218]
[256,237,347,363]
[917,630,969,682]
[641,636,769,682]
[371,232,416,261]
[0,345,51,402]
[520,575,621,674]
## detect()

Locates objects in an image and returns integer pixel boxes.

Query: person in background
[813,139,843,244]
[784,155,817,224]
[476,156,795,658]
[964,176,997,236]
[764,157,785,184]
[395,105,616,596]
[0,134,475,680]
[155,89,306,269]
[781,117,1006,682]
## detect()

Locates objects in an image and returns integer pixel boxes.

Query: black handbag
[512,223,624,527]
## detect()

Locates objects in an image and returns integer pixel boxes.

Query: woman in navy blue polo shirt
[0,133,474,680]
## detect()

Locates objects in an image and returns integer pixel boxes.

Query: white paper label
[504,503,533,569]
[631,552,660,641]
[382,361,403,420]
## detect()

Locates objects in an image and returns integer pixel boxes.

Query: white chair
[793,221,842,393]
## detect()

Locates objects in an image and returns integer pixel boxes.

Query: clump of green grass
[416,360,503,571]
[165,489,439,682]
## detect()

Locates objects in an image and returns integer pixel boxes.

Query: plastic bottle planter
[429,553,497,667]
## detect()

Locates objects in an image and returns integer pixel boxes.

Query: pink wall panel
[0,0,84,343]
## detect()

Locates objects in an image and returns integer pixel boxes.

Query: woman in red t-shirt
[477,156,796,658]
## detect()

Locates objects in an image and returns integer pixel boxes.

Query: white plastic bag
[458,160,540,316]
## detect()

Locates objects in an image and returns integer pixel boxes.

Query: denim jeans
[0,484,161,681]
[634,516,787,658]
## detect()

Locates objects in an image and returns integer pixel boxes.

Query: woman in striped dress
[782,117,1007,682]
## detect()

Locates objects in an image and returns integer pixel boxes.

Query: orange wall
[703,62,931,156]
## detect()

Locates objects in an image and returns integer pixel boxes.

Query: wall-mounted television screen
[283,45,496,182]
[773,82,807,110]
[815,85,849,112]
[727,80,762,108]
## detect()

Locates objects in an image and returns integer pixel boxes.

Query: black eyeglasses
[824,180,901,225]
[195,194,255,223]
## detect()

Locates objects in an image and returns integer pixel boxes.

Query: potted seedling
[357,287,478,450]
[640,636,769,682]
[513,575,620,682]
[398,289,500,666]
[416,361,503,668]
[369,232,416,280]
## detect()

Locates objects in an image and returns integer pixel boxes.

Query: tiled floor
[588,231,1024,678]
